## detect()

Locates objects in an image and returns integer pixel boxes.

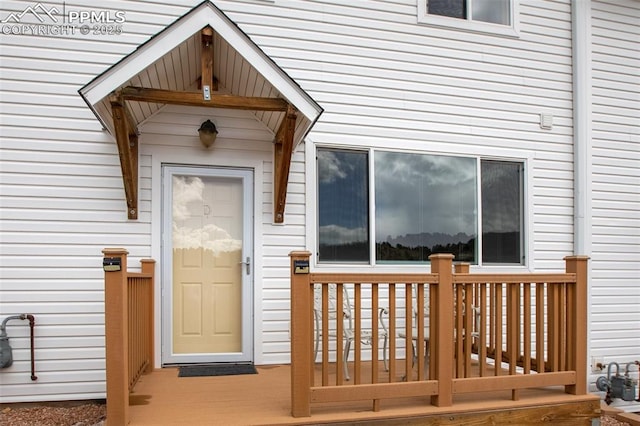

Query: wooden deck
[105,251,598,425]
[127,363,600,425]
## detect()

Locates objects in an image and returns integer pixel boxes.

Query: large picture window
[317,148,524,266]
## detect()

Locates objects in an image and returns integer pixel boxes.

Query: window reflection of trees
[317,149,523,265]
[318,149,370,262]
[375,151,477,263]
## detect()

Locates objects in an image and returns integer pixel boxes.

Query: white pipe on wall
[571,0,593,393]
[572,0,593,257]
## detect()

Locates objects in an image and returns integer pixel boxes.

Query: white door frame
[161,164,254,364]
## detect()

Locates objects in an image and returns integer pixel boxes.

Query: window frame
[312,144,530,270]
[417,0,520,38]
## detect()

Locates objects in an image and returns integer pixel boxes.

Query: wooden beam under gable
[200,26,217,93]
[109,92,138,220]
[121,86,289,111]
[273,105,297,223]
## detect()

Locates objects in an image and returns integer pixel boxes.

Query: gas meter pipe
[26,314,37,381]
[636,360,640,402]
[0,314,37,381]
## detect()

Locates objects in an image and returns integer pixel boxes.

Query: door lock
[239,257,251,275]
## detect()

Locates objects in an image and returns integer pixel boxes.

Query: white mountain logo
[2,3,59,24]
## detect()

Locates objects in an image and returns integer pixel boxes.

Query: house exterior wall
[0,0,637,405]
[588,0,640,409]
[230,0,575,271]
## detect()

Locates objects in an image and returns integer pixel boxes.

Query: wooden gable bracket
[273,104,297,223]
[109,92,139,220]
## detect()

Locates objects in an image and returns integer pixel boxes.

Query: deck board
[128,363,599,425]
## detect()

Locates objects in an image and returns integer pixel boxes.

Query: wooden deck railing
[127,262,155,390]
[103,248,155,426]
[290,251,589,417]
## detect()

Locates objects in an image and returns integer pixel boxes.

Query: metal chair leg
[313,310,320,362]
[383,335,389,371]
[343,340,351,381]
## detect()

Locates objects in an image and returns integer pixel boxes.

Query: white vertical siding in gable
[0,0,200,404]
[221,0,575,270]
[590,0,640,370]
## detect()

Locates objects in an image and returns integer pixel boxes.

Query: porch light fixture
[198,119,218,148]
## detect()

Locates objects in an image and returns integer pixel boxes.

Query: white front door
[162,165,253,364]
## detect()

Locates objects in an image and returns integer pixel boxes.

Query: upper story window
[317,148,525,266]
[428,0,510,25]
[418,0,519,37]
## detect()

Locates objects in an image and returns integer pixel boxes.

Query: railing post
[140,259,156,374]
[103,248,129,426]
[430,254,454,407]
[564,255,589,395]
[290,251,312,417]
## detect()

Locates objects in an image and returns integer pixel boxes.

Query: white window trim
[417,0,520,38]
[306,138,534,273]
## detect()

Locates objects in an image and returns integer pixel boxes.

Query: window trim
[310,143,531,271]
[417,0,520,38]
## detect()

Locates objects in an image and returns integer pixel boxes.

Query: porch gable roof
[79,0,322,222]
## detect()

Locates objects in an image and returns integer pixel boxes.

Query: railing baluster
[495,284,503,377]
[322,284,329,386]
[523,284,531,374]
[371,284,380,412]
[388,284,396,382]
[455,284,463,378]
[548,283,559,372]
[404,284,412,381]
[371,284,379,384]
[479,283,487,377]
[560,283,567,371]
[416,283,425,381]
[507,282,518,400]
[355,284,362,384]
[463,283,472,378]
[536,283,545,374]
[507,283,517,376]
[489,284,496,357]
[336,283,344,385]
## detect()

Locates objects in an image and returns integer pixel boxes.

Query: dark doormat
[178,363,257,377]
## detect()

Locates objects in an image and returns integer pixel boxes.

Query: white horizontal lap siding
[0,0,193,403]
[222,1,574,271]
[589,0,640,385]
[261,145,306,364]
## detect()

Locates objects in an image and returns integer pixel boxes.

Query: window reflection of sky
[374,151,477,244]
[318,150,368,245]
[472,0,510,25]
[481,161,520,233]
[317,148,522,264]
[172,176,242,254]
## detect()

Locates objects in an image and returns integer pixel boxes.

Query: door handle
[239,257,251,275]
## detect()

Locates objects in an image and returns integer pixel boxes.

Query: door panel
[173,247,241,353]
[162,166,253,364]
